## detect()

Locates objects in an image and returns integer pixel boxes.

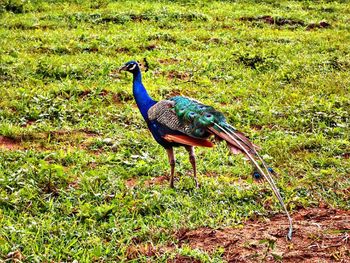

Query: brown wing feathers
[163,134,214,147]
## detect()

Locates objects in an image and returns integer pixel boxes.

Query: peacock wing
[168,96,259,154]
[148,96,258,153]
[147,99,213,147]
[148,99,191,135]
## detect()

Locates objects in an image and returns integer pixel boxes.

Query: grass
[0,0,349,261]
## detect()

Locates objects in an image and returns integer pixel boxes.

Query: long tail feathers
[208,123,293,240]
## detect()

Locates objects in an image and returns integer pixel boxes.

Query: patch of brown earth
[239,16,305,26]
[5,250,25,262]
[250,124,263,131]
[145,175,169,186]
[239,16,331,30]
[176,207,350,262]
[0,136,21,150]
[79,87,133,104]
[142,44,158,51]
[44,130,98,150]
[158,58,180,65]
[115,47,130,53]
[67,179,80,190]
[78,88,134,103]
[125,178,138,188]
[125,207,349,261]
[306,21,332,30]
[342,153,350,159]
[82,46,98,53]
[0,130,98,151]
[78,89,109,98]
[166,70,191,81]
[49,129,98,138]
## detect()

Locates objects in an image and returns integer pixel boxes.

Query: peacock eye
[128,64,136,70]
[206,114,212,118]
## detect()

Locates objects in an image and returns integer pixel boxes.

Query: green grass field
[1,0,349,261]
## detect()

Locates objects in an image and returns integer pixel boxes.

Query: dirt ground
[175,207,350,262]
[0,136,21,150]
[127,207,349,262]
[123,176,349,262]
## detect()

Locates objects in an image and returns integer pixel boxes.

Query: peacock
[118,60,293,240]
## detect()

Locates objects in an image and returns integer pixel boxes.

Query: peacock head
[119,61,139,74]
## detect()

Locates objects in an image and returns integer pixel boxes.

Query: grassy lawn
[0,0,349,261]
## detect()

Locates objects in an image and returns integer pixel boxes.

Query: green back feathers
[169,96,228,137]
[148,96,234,139]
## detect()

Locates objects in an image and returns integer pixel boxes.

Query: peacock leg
[166,148,175,188]
[185,146,199,188]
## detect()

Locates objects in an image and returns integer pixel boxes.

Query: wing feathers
[163,134,214,147]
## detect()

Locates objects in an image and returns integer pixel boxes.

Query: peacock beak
[109,64,127,78]
[118,64,128,72]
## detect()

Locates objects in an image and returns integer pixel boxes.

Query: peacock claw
[267,167,275,174]
[253,167,276,180]
[194,179,200,188]
[253,171,262,180]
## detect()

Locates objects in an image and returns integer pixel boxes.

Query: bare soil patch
[125,178,138,188]
[49,129,98,138]
[306,21,332,30]
[239,16,331,31]
[126,207,349,262]
[239,16,305,26]
[145,175,169,186]
[166,70,191,81]
[78,89,109,98]
[158,58,180,65]
[0,136,21,150]
[177,207,350,262]
[342,153,350,159]
[142,44,158,51]
[115,46,130,53]
[0,130,98,151]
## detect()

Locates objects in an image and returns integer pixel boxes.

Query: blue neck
[132,69,156,120]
